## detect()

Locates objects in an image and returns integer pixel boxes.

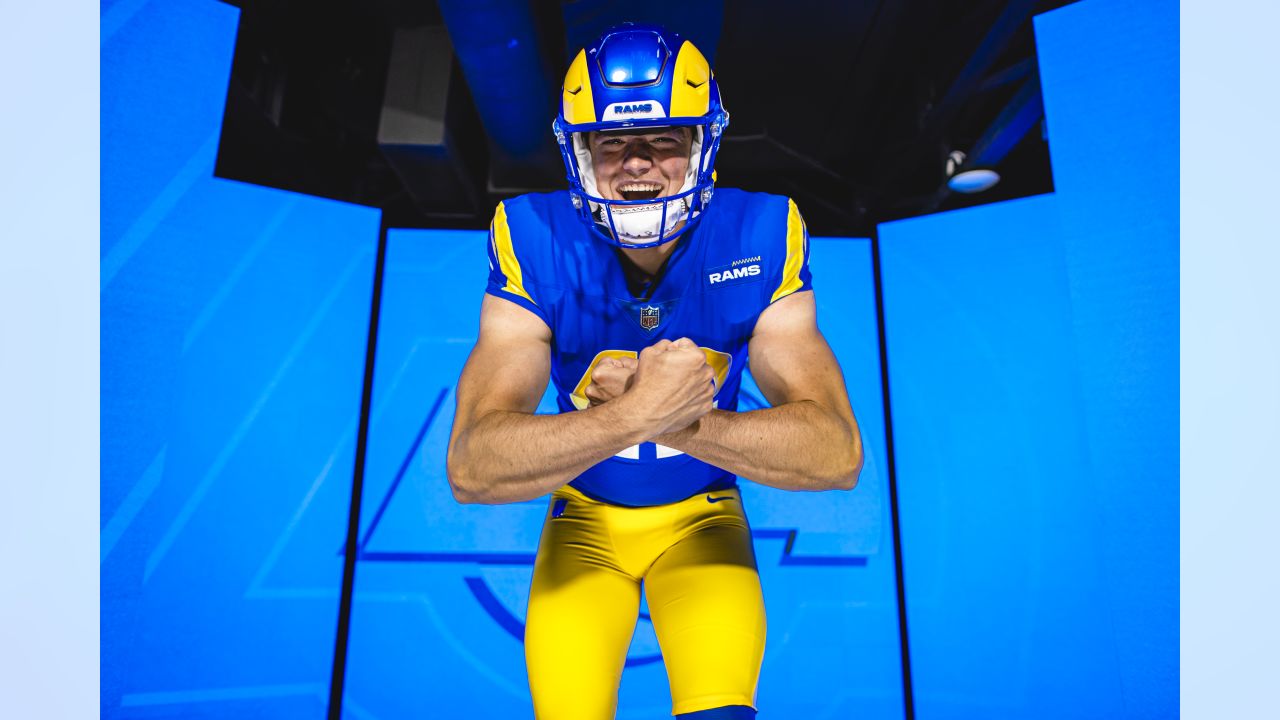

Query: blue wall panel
[341,231,904,718]
[879,0,1177,717]
[1035,4,1179,709]
[101,1,382,717]
[880,197,1123,718]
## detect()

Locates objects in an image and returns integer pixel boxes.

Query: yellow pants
[525,484,767,719]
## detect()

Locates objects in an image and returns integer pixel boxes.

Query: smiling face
[587,127,693,202]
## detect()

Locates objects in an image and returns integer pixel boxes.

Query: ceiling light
[947,168,1001,193]
[944,150,1000,194]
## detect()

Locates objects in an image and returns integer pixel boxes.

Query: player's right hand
[626,337,715,436]
[585,356,637,407]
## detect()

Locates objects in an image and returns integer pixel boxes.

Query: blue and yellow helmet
[552,23,729,248]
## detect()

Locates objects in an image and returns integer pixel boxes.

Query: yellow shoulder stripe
[771,199,806,303]
[492,202,535,305]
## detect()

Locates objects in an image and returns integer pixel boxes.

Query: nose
[621,140,653,176]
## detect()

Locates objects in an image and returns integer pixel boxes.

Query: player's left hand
[585,356,638,407]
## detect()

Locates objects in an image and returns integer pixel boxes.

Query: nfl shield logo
[639,305,660,331]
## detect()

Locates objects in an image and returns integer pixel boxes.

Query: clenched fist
[584,356,638,407]
[624,337,716,437]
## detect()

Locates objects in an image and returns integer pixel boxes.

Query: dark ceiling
[215,0,1074,236]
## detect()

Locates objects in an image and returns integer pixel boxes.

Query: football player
[447,23,863,720]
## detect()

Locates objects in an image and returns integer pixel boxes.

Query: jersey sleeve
[766,197,814,304]
[484,201,550,325]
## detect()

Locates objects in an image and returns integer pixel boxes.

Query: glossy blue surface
[597,26,671,86]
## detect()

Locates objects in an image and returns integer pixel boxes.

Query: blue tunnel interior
[101,0,1176,717]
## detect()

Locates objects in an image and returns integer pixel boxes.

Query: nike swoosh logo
[706,495,735,503]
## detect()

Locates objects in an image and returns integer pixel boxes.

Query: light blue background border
[1,1,99,718]
[1180,1,1280,718]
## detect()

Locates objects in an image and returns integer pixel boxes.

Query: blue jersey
[484,189,812,506]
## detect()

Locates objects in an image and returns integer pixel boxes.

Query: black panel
[216,0,1076,235]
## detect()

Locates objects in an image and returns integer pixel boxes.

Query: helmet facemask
[570,126,706,246]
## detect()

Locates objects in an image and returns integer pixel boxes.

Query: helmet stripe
[669,41,712,118]
[561,49,598,124]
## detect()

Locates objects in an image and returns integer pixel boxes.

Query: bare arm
[591,290,863,491]
[659,291,862,489]
[446,295,715,504]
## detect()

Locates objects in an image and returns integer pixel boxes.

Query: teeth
[619,183,662,192]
